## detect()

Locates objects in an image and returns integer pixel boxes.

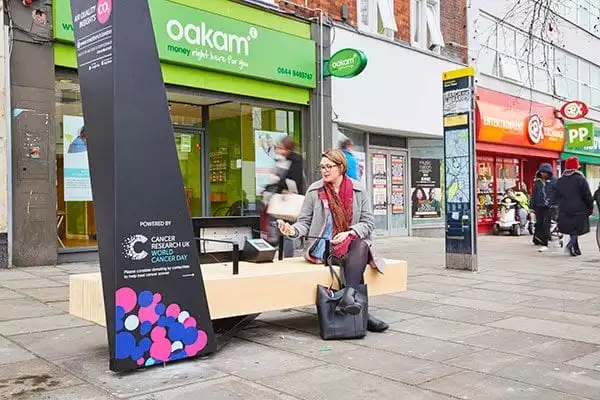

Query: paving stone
[258,310,320,335]
[1,278,66,290]
[259,364,452,400]
[526,288,599,301]
[432,296,524,312]
[47,301,70,313]
[369,307,421,323]
[465,273,535,285]
[474,282,541,294]
[22,384,115,399]
[0,359,82,398]
[488,316,600,345]
[0,288,25,300]
[0,298,63,321]
[415,305,508,325]
[56,263,99,274]
[446,288,534,304]
[422,370,584,400]
[519,339,600,363]
[445,349,529,373]
[237,324,360,359]
[0,314,92,336]
[406,282,470,294]
[368,296,440,313]
[0,336,37,365]
[525,280,600,294]
[509,307,600,327]
[410,274,485,287]
[567,350,600,371]
[56,352,226,398]
[203,338,324,380]
[516,297,600,316]
[319,347,462,385]
[567,279,600,289]
[356,330,480,361]
[19,287,69,303]
[130,376,298,400]
[457,328,555,353]
[391,290,449,302]
[0,270,38,281]
[389,316,491,340]
[10,325,108,360]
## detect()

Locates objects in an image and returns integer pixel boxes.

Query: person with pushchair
[530,163,557,252]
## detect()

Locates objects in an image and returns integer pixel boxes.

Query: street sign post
[442,67,478,271]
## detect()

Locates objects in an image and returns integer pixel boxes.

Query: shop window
[358,0,398,39]
[587,165,600,220]
[411,0,444,51]
[477,156,495,224]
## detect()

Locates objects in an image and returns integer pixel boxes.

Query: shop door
[173,125,205,217]
[370,149,408,237]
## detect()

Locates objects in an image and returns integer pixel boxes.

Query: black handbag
[315,242,368,340]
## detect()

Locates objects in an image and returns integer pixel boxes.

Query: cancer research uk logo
[121,233,191,264]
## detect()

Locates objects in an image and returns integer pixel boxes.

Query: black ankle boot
[367,314,389,332]
[338,287,362,316]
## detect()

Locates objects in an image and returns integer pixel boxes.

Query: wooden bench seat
[69,257,408,326]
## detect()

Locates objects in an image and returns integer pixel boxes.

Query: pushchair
[530,207,563,247]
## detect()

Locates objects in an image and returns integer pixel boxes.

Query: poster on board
[63,115,92,201]
[355,151,366,186]
[411,158,442,219]
[372,153,388,216]
[254,130,287,195]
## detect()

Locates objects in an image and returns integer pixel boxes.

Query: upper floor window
[358,0,398,39]
[411,0,445,51]
[555,0,600,35]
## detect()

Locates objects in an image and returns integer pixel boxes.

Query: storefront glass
[56,74,302,249]
[586,164,600,220]
[476,156,495,224]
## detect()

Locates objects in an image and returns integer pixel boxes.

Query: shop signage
[69,0,216,372]
[476,88,565,151]
[560,100,589,120]
[55,0,317,88]
[327,48,368,78]
[566,122,595,149]
[442,67,477,272]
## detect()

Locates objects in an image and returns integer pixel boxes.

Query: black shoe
[367,314,389,332]
[338,287,362,316]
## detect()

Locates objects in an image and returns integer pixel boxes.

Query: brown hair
[322,149,348,175]
[280,136,295,152]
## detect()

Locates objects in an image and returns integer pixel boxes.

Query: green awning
[561,152,600,165]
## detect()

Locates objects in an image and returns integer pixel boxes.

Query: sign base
[446,253,478,271]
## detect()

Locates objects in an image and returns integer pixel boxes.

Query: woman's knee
[350,239,370,254]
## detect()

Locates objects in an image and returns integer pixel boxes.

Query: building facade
[274,0,469,237]
[9,0,327,267]
[468,0,600,230]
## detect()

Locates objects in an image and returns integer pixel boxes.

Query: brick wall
[274,0,467,63]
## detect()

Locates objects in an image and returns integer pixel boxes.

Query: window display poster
[254,130,287,195]
[391,185,404,214]
[355,151,367,186]
[371,153,388,216]
[391,155,404,184]
[63,115,92,201]
[411,158,442,218]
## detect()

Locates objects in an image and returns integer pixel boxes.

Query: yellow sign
[444,115,468,127]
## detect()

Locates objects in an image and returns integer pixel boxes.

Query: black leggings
[332,239,369,289]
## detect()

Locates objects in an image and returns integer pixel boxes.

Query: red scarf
[324,176,355,257]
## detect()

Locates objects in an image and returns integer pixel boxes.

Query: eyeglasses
[319,164,338,172]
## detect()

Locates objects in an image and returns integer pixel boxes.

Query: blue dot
[182,327,199,345]
[140,321,152,336]
[157,316,169,327]
[168,323,186,342]
[138,291,153,307]
[166,317,177,327]
[140,337,152,352]
[155,303,166,315]
[145,358,155,366]
[116,306,125,320]
[169,350,187,361]
[115,332,135,360]
[131,346,144,361]
[116,319,124,332]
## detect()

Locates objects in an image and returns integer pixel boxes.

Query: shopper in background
[340,139,359,181]
[530,163,556,252]
[555,156,593,257]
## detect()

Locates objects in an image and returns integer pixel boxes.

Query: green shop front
[53,0,316,251]
[561,121,600,220]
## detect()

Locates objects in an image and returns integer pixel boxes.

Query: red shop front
[475,88,565,232]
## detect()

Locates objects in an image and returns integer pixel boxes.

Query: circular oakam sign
[560,101,589,120]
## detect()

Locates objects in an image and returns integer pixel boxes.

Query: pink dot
[183,317,196,328]
[137,357,145,366]
[166,304,180,318]
[150,326,166,341]
[115,287,137,313]
[153,293,162,302]
[150,338,172,362]
[185,330,208,357]
[138,304,160,324]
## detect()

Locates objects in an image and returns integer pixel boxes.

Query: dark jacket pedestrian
[555,157,593,256]
[530,163,556,249]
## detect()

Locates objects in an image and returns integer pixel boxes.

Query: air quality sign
[327,48,368,78]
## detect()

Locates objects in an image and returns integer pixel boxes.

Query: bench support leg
[212,313,261,351]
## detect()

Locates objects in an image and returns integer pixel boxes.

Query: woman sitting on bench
[278,149,388,333]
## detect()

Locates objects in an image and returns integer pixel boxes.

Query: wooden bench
[69,257,407,327]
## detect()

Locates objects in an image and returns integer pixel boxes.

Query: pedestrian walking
[555,156,593,256]
[340,139,359,181]
[530,163,556,252]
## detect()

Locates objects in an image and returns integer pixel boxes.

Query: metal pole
[0,5,10,268]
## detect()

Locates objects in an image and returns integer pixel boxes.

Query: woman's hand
[277,219,296,237]
[332,231,354,245]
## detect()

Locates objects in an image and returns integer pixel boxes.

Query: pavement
[2,233,600,399]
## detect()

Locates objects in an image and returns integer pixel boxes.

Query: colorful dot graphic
[114,287,208,365]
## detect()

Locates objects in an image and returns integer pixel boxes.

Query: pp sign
[567,122,594,148]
